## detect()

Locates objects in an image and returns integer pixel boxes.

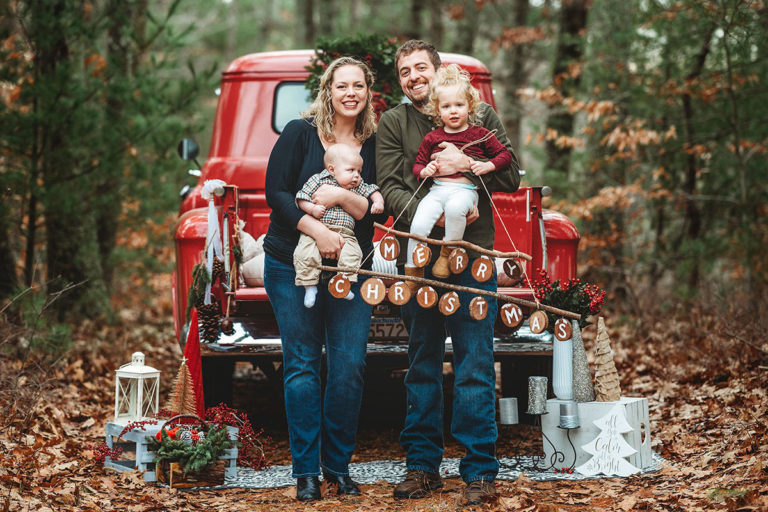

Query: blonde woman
[263,57,378,501]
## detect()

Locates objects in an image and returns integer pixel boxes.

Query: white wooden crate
[541,397,652,470]
[104,421,238,482]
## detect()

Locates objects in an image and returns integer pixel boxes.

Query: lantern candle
[559,400,580,429]
[498,397,519,425]
[114,352,160,423]
[527,376,548,414]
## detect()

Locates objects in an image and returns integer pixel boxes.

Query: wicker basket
[154,414,228,488]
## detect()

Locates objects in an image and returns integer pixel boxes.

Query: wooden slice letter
[412,243,432,268]
[387,281,411,305]
[328,274,351,299]
[471,256,495,283]
[503,259,524,283]
[379,237,400,261]
[361,278,386,306]
[449,248,469,274]
[529,310,549,334]
[438,291,460,316]
[469,296,488,320]
[554,318,573,341]
[500,303,523,328]
[416,286,437,308]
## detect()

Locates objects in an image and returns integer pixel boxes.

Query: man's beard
[411,96,430,109]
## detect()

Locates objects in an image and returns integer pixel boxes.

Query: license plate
[369,317,408,341]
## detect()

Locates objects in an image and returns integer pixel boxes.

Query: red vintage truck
[172,50,580,414]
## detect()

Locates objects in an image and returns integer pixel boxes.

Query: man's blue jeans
[264,254,371,478]
[400,263,499,483]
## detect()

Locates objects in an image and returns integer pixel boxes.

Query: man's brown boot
[404,265,424,294]
[432,246,453,279]
[464,480,497,505]
[393,470,443,499]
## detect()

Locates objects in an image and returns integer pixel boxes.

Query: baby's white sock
[344,291,354,301]
[304,285,318,308]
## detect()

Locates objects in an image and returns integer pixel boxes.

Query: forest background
[0,1,767,510]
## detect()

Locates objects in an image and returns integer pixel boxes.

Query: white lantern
[114,352,160,423]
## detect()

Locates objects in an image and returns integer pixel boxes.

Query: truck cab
[172,50,580,411]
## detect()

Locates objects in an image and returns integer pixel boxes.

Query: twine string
[347,129,542,310]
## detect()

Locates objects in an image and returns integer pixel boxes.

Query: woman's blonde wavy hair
[302,57,376,144]
[427,64,480,127]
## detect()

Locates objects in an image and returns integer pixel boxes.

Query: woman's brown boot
[404,265,424,293]
[432,246,453,279]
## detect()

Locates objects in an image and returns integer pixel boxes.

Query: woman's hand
[311,184,343,208]
[312,184,368,220]
[314,226,345,259]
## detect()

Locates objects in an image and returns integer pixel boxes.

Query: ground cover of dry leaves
[1,280,766,512]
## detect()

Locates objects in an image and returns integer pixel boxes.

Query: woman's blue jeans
[264,254,371,478]
[399,263,499,483]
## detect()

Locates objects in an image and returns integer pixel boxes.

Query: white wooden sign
[576,404,641,477]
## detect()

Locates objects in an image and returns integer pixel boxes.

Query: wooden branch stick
[320,265,580,320]
[374,222,532,261]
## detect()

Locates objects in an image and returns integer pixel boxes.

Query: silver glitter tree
[571,320,595,402]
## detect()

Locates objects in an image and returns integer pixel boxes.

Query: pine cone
[212,257,225,283]
[198,298,221,343]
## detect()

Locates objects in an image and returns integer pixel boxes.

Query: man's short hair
[395,40,441,73]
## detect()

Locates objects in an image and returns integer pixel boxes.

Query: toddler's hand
[370,191,385,214]
[311,204,326,218]
[420,161,439,179]
[471,160,496,176]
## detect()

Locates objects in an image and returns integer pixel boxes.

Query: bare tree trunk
[0,202,17,297]
[502,0,530,153]
[319,0,336,36]
[679,27,714,290]
[405,0,423,40]
[349,0,359,27]
[453,0,479,55]
[545,0,588,176]
[260,0,274,49]
[428,0,444,48]
[298,0,315,46]
[225,0,237,59]
[32,0,111,319]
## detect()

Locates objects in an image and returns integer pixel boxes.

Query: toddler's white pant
[407,181,478,267]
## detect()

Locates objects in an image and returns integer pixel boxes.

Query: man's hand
[311,184,343,208]
[431,142,471,175]
[420,161,439,179]
[434,205,479,227]
[370,191,385,214]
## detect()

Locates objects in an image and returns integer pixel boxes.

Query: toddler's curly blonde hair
[427,64,481,126]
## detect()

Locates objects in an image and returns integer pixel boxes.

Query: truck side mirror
[177,138,201,166]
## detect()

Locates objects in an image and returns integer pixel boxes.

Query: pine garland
[146,423,233,475]
[185,262,211,318]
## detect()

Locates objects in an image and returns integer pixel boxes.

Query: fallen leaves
[1,284,767,511]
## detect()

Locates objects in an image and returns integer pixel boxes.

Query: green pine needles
[147,423,233,475]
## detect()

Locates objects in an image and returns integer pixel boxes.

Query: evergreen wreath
[305,33,403,115]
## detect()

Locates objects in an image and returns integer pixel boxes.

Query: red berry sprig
[205,403,274,471]
[118,419,158,439]
[88,442,123,465]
